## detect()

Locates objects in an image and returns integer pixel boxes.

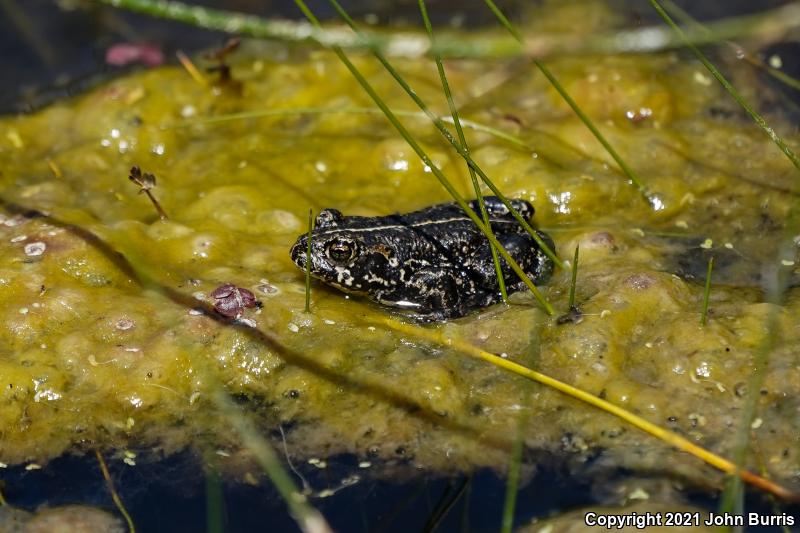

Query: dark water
[4,450,797,532]
[3,451,593,532]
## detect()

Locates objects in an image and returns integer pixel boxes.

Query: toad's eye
[326,239,356,264]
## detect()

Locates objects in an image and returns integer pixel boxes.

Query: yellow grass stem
[376,316,800,502]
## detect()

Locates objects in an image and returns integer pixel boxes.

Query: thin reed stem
[650,0,800,174]
[417,0,508,303]
[205,468,224,533]
[500,390,530,533]
[700,256,713,326]
[484,0,655,207]
[95,449,136,533]
[660,0,800,94]
[213,389,333,533]
[568,244,579,309]
[324,0,561,269]
[295,0,556,315]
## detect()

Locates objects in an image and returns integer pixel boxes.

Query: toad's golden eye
[326,239,356,264]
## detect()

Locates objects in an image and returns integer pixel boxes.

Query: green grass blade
[501,321,542,533]
[323,0,562,270]
[649,0,800,173]
[293,0,556,316]
[483,0,655,207]
[500,405,527,533]
[650,2,800,512]
[483,0,522,42]
[205,467,225,533]
[700,256,713,326]
[568,244,579,309]
[718,182,800,512]
[660,0,800,94]
[213,389,332,533]
[418,0,508,303]
[178,106,530,149]
[93,0,800,60]
[718,307,777,516]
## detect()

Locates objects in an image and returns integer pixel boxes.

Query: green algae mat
[0,0,798,504]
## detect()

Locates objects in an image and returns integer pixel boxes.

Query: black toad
[290,196,555,321]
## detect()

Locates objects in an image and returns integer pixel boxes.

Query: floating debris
[210,283,258,318]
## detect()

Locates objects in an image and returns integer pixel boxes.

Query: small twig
[128,166,168,220]
[701,256,714,326]
[204,37,241,83]
[305,209,313,313]
[95,449,136,533]
[176,49,208,86]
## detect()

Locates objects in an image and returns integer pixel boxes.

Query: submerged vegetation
[1,0,800,530]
